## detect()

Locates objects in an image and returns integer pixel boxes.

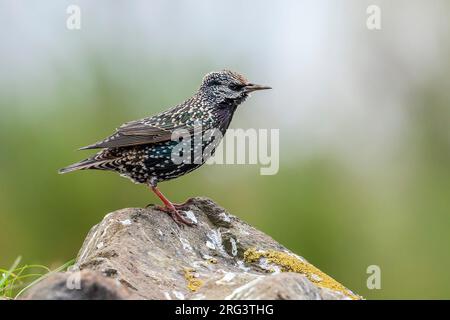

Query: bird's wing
[79,118,194,150]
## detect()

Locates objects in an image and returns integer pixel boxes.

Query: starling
[59,70,271,226]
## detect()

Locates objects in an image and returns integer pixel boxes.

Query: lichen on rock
[244,248,360,299]
[183,267,203,292]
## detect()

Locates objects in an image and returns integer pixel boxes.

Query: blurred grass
[0,58,449,300]
[0,256,75,299]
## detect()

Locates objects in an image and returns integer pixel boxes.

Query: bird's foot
[145,200,190,209]
[172,199,192,210]
[154,205,195,227]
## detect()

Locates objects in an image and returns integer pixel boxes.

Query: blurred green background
[0,1,449,299]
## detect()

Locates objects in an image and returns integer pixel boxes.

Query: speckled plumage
[60,70,270,225]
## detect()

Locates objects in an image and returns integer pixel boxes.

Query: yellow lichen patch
[183,267,203,292]
[244,248,360,300]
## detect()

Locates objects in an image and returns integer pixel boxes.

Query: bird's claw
[172,199,191,210]
[154,205,195,227]
[147,200,189,210]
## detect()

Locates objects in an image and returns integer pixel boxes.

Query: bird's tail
[59,158,99,174]
[59,151,117,174]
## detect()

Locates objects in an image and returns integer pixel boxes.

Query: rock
[25,197,361,300]
[23,270,140,300]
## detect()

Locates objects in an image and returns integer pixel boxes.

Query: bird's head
[198,70,271,106]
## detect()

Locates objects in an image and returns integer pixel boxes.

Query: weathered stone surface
[26,197,360,300]
[24,270,139,300]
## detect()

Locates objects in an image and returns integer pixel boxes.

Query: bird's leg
[149,186,194,226]
[145,199,190,210]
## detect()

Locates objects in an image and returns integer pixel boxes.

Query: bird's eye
[228,83,243,91]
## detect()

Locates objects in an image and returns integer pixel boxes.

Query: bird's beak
[244,83,272,92]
